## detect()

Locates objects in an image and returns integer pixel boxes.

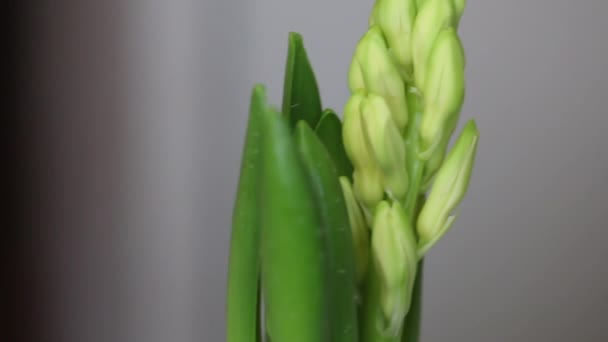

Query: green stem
[404,89,424,219]
[401,89,425,342]
[401,260,424,342]
[402,192,428,342]
[360,262,400,342]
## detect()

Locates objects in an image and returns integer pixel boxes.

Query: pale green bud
[454,0,466,23]
[360,94,408,200]
[343,93,374,169]
[419,28,465,154]
[349,44,366,93]
[374,0,417,71]
[343,93,384,208]
[352,26,409,131]
[348,27,387,93]
[411,0,456,91]
[369,0,381,27]
[417,120,478,257]
[421,113,458,189]
[353,171,380,226]
[371,201,418,337]
[339,176,370,285]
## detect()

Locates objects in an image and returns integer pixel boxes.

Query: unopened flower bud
[373,0,417,72]
[339,176,370,285]
[343,93,384,208]
[454,0,466,24]
[412,0,457,91]
[417,120,478,257]
[351,26,409,131]
[422,114,459,188]
[369,0,381,27]
[349,46,366,93]
[371,201,418,337]
[360,94,408,200]
[419,28,465,154]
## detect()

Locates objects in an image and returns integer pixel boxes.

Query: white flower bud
[343,92,384,208]
[360,94,408,200]
[371,201,418,337]
[411,0,457,91]
[417,120,478,257]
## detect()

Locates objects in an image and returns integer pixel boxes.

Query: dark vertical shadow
[4,2,52,341]
[4,1,128,341]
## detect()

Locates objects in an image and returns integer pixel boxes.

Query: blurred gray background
[14,0,608,341]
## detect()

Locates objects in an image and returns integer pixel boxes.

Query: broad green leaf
[295,121,359,342]
[314,109,354,179]
[282,32,323,130]
[226,85,266,342]
[260,110,328,342]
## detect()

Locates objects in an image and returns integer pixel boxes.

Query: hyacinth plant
[226,0,479,342]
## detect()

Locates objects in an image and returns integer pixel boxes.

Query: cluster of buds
[340,0,479,338]
[343,91,408,209]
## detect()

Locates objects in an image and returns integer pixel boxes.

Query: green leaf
[282,32,323,130]
[314,109,354,180]
[294,121,359,342]
[260,110,328,342]
[226,84,267,342]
